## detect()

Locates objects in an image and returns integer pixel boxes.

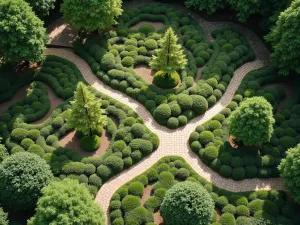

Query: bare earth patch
[154,210,165,225]
[130,21,164,30]
[31,84,64,124]
[47,18,78,47]
[141,185,152,204]
[59,129,110,157]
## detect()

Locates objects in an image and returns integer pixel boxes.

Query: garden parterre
[109,156,299,225]
[73,3,255,129]
[189,66,300,180]
[0,55,159,196]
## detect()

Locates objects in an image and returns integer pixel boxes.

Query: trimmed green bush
[153,71,180,89]
[80,135,101,152]
[138,24,155,35]
[161,181,214,225]
[128,181,144,197]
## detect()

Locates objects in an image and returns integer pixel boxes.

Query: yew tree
[266,0,300,75]
[150,28,187,74]
[228,97,275,146]
[61,0,123,32]
[68,82,107,137]
[28,179,105,225]
[0,0,48,63]
[185,0,226,15]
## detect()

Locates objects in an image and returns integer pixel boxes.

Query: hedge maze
[73,3,255,129]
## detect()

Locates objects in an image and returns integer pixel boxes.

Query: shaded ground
[141,185,152,204]
[47,18,78,47]
[154,211,164,225]
[130,21,164,30]
[32,84,64,124]
[0,85,30,114]
[59,129,110,157]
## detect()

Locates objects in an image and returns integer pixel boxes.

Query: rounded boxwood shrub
[11,128,28,142]
[21,138,34,150]
[175,168,190,180]
[138,24,155,35]
[153,71,180,89]
[203,146,218,162]
[144,196,160,211]
[128,181,144,197]
[180,17,190,26]
[248,199,263,214]
[236,205,250,217]
[219,213,236,225]
[167,117,179,129]
[232,167,246,180]
[177,94,193,110]
[125,206,147,225]
[199,131,214,144]
[28,144,44,157]
[131,124,145,138]
[80,135,101,152]
[103,156,124,173]
[161,181,214,225]
[121,56,134,67]
[191,95,208,114]
[0,152,53,210]
[144,39,157,50]
[154,104,171,120]
[279,136,296,149]
[219,165,232,177]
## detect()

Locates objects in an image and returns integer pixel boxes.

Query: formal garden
[0,0,300,224]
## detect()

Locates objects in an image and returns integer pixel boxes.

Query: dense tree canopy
[161,181,214,225]
[229,97,275,146]
[61,0,123,32]
[150,28,187,73]
[278,144,300,203]
[0,138,8,163]
[0,208,8,225]
[0,0,48,63]
[266,0,300,75]
[25,0,55,18]
[28,179,105,225]
[68,82,107,136]
[0,152,53,211]
[185,0,226,15]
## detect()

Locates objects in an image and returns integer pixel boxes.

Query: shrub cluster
[109,156,297,225]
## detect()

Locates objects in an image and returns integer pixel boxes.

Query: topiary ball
[161,181,214,225]
[138,24,155,35]
[80,135,101,152]
[153,71,180,89]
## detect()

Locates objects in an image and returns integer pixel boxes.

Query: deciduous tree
[25,0,55,18]
[266,0,300,75]
[68,82,107,137]
[0,0,48,63]
[28,179,105,225]
[278,144,300,203]
[185,0,226,15]
[61,0,123,32]
[228,97,275,146]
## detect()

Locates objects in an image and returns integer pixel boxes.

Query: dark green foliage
[122,195,141,212]
[153,71,180,89]
[161,181,214,225]
[0,152,53,211]
[138,24,155,35]
[80,135,101,152]
[128,181,144,197]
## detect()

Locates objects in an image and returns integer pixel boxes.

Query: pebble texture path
[45,4,284,223]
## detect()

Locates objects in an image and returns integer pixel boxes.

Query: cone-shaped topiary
[228,97,275,146]
[150,27,187,73]
[68,82,107,137]
[161,181,214,225]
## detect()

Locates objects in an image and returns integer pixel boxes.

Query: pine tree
[150,28,187,74]
[68,82,107,136]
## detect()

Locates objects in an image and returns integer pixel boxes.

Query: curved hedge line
[109,156,299,225]
[189,66,300,180]
[73,3,255,129]
[0,56,159,197]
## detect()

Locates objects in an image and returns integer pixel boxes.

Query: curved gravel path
[45,6,283,223]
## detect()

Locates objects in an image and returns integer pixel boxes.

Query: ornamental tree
[278,144,300,203]
[0,0,48,63]
[0,137,8,163]
[0,152,53,211]
[266,0,300,75]
[25,0,55,18]
[150,28,187,74]
[61,0,123,32]
[228,97,275,146]
[68,82,107,137]
[161,181,214,225]
[185,0,226,14]
[28,179,105,225]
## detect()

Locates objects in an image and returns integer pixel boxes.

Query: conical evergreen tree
[150,27,187,74]
[68,82,107,136]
